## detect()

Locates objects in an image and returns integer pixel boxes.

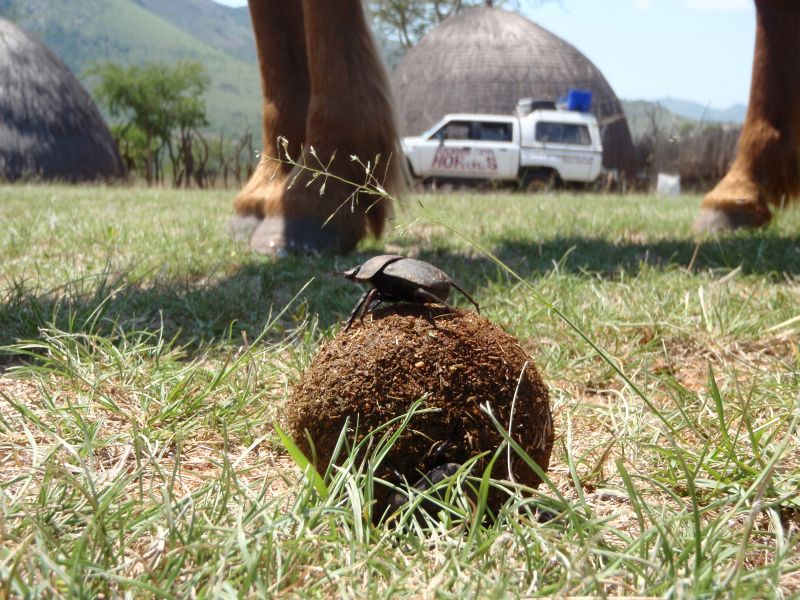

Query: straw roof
[0,18,125,182]
[391,6,635,175]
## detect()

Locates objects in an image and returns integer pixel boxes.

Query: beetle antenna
[330,266,360,279]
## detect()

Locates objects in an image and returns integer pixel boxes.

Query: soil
[287,304,553,514]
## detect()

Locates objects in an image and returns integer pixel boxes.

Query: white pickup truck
[402,107,603,188]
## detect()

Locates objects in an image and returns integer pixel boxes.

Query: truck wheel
[520,169,559,192]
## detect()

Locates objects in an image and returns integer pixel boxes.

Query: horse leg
[695,0,800,232]
[230,1,309,246]
[252,0,406,255]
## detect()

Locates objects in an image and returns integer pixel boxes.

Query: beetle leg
[386,462,464,521]
[412,288,447,306]
[345,287,382,330]
[360,287,383,321]
[449,281,481,314]
[412,288,449,327]
[345,289,371,330]
[425,439,453,470]
[366,297,383,314]
[361,289,381,314]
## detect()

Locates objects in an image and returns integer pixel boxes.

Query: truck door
[415,119,518,179]
[474,120,519,179]
[534,121,597,182]
[415,119,481,179]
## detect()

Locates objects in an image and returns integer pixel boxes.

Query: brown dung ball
[286,304,553,513]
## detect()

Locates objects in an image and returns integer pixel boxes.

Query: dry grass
[1,184,800,597]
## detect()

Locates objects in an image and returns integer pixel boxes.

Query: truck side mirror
[436,130,445,145]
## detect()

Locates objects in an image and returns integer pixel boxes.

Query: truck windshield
[535,122,592,146]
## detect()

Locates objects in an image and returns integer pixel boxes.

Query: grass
[1,183,799,598]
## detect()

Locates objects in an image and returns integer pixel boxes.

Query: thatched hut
[0,18,125,182]
[391,6,636,177]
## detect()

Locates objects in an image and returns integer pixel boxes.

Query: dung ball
[286,304,553,514]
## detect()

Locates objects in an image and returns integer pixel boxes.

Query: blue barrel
[566,89,593,112]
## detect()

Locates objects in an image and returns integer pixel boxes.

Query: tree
[88,61,209,185]
[160,63,211,187]
[369,0,545,49]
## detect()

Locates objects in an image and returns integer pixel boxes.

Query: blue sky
[213,0,755,108]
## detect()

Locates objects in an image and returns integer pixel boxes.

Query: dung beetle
[336,254,480,329]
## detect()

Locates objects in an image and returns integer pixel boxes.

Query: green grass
[1,183,799,597]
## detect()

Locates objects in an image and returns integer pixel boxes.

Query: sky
[212,0,755,109]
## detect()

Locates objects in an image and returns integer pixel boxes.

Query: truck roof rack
[516,98,557,116]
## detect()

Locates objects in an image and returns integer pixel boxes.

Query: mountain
[0,0,261,138]
[655,97,747,124]
[621,99,744,142]
[621,100,698,141]
[133,0,255,62]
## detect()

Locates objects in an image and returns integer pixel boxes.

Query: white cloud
[683,0,750,10]
[632,0,652,9]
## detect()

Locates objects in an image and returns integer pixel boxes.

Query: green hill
[621,100,713,142]
[133,0,256,63]
[0,0,261,139]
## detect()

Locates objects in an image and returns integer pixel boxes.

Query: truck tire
[519,168,560,192]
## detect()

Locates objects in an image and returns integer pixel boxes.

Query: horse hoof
[227,214,262,243]
[693,206,771,233]
[249,215,352,256]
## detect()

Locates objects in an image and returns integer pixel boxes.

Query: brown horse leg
[230,1,309,245]
[249,0,405,255]
[695,0,800,232]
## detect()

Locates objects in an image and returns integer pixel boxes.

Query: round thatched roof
[0,18,125,182]
[391,6,635,175]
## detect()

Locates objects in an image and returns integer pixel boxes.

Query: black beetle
[336,254,480,329]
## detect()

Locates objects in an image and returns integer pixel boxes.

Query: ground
[1,184,799,597]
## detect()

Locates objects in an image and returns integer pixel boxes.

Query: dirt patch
[287,305,553,512]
